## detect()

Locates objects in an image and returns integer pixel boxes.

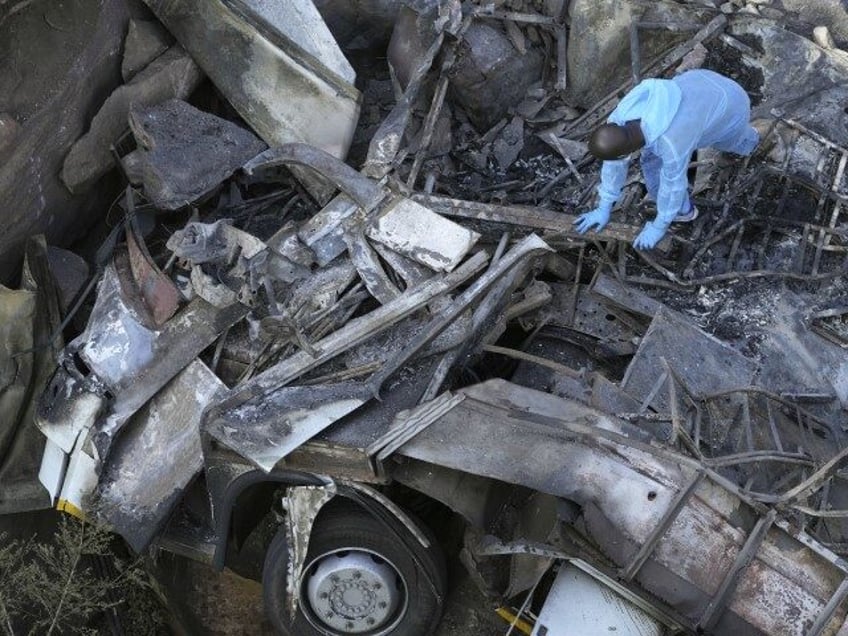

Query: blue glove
[574,207,611,234]
[633,221,668,250]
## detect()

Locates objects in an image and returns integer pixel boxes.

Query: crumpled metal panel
[91,360,226,552]
[621,307,757,412]
[396,379,848,635]
[365,196,481,273]
[205,381,369,472]
[141,0,361,160]
[284,483,337,618]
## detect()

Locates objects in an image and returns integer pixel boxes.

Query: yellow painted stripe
[57,499,87,520]
[496,607,534,635]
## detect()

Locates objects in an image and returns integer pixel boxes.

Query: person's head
[588,120,645,160]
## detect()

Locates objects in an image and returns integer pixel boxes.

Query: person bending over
[574,69,760,249]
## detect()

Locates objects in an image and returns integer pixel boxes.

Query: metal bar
[742,395,754,452]
[779,447,848,505]
[555,26,567,91]
[638,370,669,414]
[726,223,746,273]
[697,509,778,632]
[704,452,815,469]
[620,470,705,582]
[471,7,556,25]
[805,577,848,636]
[629,20,641,85]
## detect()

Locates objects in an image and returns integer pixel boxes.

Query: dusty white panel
[38,438,68,504]
[532,564,664,636]
[366,197,480,272]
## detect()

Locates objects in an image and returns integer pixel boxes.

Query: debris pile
[3,0,848,634]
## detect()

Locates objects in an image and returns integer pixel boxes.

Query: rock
[720,2,735,13]
[313,0,402,50]
[61,45,203,194]
[813,26,837,50]
[127,99,267,210]
[122,19,171,82]
[0,0,133,281]
[780,0,848,48]
[729,16,848,147]
[46,246,89,312]
[0,113,20,155]
[567,0,640,108]
[450,22,544,131]
[758,6,785,19]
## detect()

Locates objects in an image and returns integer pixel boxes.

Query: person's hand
[573,207,611,234]
[633,221,667,250]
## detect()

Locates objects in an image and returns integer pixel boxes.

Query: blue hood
[608,78,682,145]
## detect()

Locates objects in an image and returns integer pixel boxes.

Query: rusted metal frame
[806,577,848,636]
[696,509,778,633]
[777,447,848,507]
[813,151,848,273]
[564,15,727,137]
[684,220,743,278]
[777,114,848,155]
[620,469,706,582]
[703,386,836,438]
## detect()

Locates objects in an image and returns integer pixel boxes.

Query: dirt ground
[155,554,505,636]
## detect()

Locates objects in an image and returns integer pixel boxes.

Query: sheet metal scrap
[90,360,226,552]
[203,235,552,471]
[394,379,848,636]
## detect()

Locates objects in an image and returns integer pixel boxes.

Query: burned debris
[3,0,848,634]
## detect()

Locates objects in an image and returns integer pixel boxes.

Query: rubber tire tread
[262,500,447,636]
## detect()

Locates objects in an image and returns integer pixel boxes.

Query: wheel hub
[304,550,403,634]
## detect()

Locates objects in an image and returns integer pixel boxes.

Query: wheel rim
[300,548,407,635]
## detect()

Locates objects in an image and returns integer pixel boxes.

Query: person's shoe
[673,205,699,223]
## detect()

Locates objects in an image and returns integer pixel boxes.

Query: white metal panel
[532,565,664,636]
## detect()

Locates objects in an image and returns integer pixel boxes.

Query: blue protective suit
[595,70,759,245]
